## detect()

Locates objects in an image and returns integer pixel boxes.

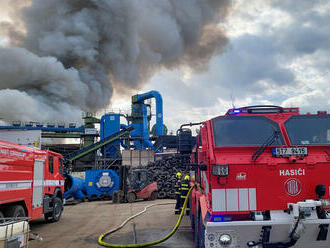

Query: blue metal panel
[131,123,144,149]
[85,170,119,199]
[100,113,121,158]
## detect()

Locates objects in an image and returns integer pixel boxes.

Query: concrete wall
[122,150,155,166]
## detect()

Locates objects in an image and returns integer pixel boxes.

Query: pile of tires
[146,155,191,199]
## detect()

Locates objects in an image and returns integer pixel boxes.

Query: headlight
[212,164,229,177]
[219,234,232,246]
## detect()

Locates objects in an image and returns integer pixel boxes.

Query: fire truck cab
[0,140,65,222]
[190,105,330,248]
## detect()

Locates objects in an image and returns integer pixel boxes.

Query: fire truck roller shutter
[32,159,45,209]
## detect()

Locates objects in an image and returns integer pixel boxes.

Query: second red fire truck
[190,105,330,248]
[0,140,65,222]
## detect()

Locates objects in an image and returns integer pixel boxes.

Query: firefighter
[174,172,182,214]
[180,174,190,215]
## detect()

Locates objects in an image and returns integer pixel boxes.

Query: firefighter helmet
[184,175,190,180]
[176,172,182,178]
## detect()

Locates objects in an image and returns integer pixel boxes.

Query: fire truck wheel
[45,197,63,223]
[127,192,136,203]
[0,210,4,221]
[5,205,26,218]
[149,191,158,201]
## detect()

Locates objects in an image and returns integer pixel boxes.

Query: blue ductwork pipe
[142,104,154,150]
[64,174,86,201]
[133,90,163,136]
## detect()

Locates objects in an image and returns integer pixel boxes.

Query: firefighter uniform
[180,175,190,215]
[174,172,182,214]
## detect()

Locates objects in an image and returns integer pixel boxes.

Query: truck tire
[127,192,136,203]
[113,191,118,203]
[0,210,4,222]
[5,205,26,218]
[45,197,63,223]
[149,191,158,201]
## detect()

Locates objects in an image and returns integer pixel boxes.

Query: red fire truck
[0,140,65,222]
[190,105,330,248]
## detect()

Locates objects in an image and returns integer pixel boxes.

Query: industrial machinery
[100,113,122,159]
[0,140,65,222]
[64,170,119,201]
[0,90,169,171]
[64,174,86,201]
[128,90,164,150]
[189,106,330,248]
[85,170,119,200]
[112,166,158,203]
[63,127,134,166]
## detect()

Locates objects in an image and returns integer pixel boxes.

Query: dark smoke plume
[0,0,230,122]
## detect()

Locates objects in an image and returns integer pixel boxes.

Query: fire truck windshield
[285,115,330,145]
[212,116,285,147]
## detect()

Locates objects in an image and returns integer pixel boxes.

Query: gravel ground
[29,199,194,248]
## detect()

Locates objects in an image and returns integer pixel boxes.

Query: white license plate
[272,147,308,157]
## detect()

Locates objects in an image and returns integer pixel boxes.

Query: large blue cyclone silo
[100,113,121,158]
[85,170,119,200]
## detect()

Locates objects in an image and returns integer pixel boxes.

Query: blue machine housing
[85,170,119,200]
[100,113,121,158]
[64,174,86,201]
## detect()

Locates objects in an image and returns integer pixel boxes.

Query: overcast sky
[1,1,329,134]
[111,0,330,133]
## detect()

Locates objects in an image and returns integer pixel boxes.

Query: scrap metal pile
[146,155,191,199]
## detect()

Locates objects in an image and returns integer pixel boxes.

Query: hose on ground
[98,186,194,247]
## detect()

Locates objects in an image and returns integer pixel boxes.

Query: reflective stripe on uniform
[181,183,189,187]
[180,187,189,190]
[181,196,187,199]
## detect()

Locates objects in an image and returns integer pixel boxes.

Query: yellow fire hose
[98,186,194,247]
